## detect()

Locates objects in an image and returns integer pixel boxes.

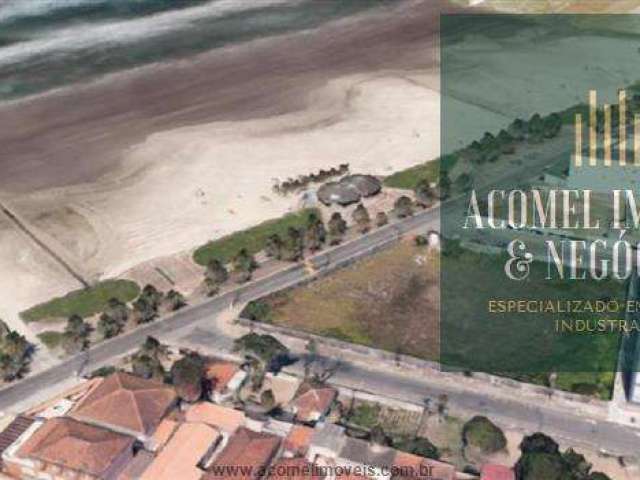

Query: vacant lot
[248,240,618,400]
[249,240,439,359]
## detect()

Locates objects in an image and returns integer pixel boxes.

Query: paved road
[320,361,640,457]
[0,208,437,410]
[2,141,639,456]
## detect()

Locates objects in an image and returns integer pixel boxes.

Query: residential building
[140,422,221,480]
[283,426,314,457]
[289,384,338,424]
[185,402,246,434]
[204,427,281,480]
[70,372,177,441]
[206,361,247,404]
[3,417,134,480]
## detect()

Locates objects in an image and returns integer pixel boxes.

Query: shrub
[241,301,272,323]
[462,416,507,453]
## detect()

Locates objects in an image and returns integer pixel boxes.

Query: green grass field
[384,154,458,190]
[21,279,140,323]
[37,331,64,350]
[193,208,320,266]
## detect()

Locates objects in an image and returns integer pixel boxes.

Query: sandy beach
[0,0,450,334]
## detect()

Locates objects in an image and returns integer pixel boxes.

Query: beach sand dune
[0,0,447,193]
[0,0,450,334]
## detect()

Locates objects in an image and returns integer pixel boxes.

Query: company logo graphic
[574,89,640,167]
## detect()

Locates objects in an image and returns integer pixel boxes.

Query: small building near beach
[317,175,382,206]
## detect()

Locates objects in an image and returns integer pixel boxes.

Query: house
[393,451,455,480]
[70,372,177,441]
[3,417,135,480]
[289,384,338,424]
[185,402,246,434]
[206,361,247,404]
[307,424,455,480]
[481,464,515,480]
[140,422,221,480]
[204,427,281,480]
[283,425,314,457]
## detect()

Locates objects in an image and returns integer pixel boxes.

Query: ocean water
[0,0,393,102]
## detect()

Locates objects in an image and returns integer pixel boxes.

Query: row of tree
[203,197,429,296]
[0,320,32,381]
[273,163,349,196]
[128,331,292,405]
[514,432,611,480]
[61,285,186,355]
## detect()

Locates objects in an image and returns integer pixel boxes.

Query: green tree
[497,129,516,154]
[232,248,258,283]
[414,179,434,208]
[304,339,318,380]
[462,416,507,454]
[543,112,562,138]
[132,296,157,324]
[393,436,440,460]
[97,313,124,339]
[233,332,289,370]
[439,171,452,199]
[283,227,305,261]
[165,289,186,311]
[328,212,348,245]
[132,353,165,381]
[454,173,473,192]
[140,335,169,361]
[305,214,326,253]
[171,352,205,402]
[393,196,414,218]
[140,284,163,310]
[352,204,371,234]
[514,433,597,480]
[507,118,527,141]
[528,113,544,142]
[205,258,229,295]
[562,449,590,479]
[376,211,388,227]
[62,314,91,354]
[103,298,129,325]
[0,330,31,380]
[265,234,284,260]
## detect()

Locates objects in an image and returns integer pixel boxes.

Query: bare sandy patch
[3,71,440,320]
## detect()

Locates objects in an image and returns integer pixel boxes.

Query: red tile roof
[17,417,134,478]
[291,385,337,422]
[141,422,220,480]
[267,458,324,480]
[185,403,245,433]
[204,427,280,480]
[0,416,34,467]
[481,464,515,480]
[283,425,314,456]
[206,362,240,393]
[393,451,455,480]
[71,372,177,435]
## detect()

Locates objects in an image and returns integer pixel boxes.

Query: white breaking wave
[0,0,298,67]
[0,0,105,23]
